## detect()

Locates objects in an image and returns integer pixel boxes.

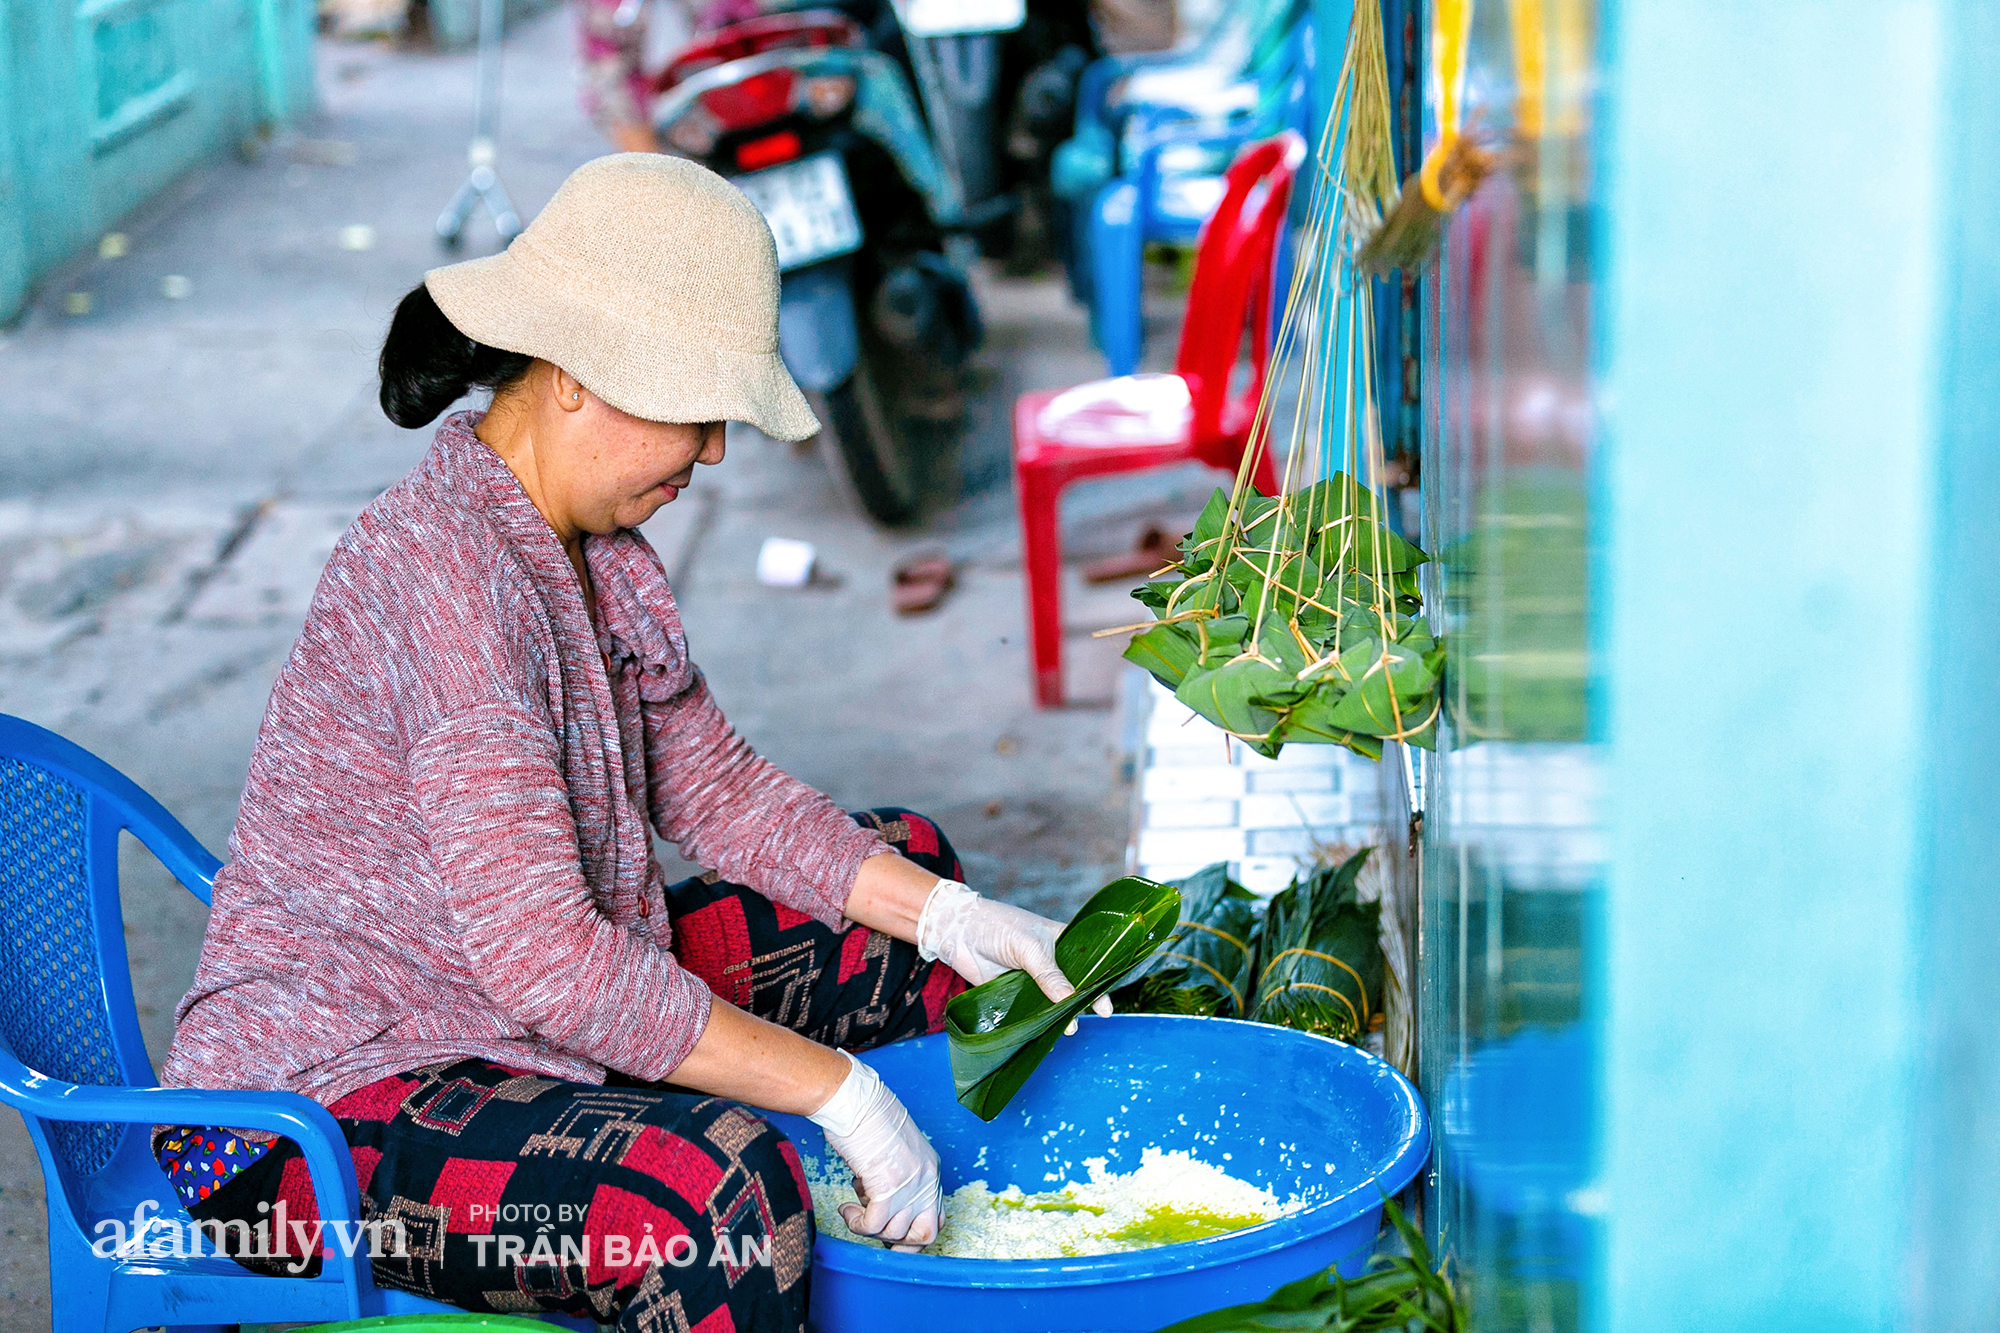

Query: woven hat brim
[426,248,822,443]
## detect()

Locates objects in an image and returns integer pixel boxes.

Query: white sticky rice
[806,1147,1300,1259]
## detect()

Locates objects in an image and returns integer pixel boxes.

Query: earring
[571,392,580,401]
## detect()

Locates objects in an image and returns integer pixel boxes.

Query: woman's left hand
[917,881,1114,1016]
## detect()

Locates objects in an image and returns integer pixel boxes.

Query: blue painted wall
[1596,1,2000,1327]
[0,0,315,322]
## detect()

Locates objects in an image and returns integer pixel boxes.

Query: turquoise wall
[0,0,315,321]
[1597,1,2000,1328]
[1909,7,2000,1323]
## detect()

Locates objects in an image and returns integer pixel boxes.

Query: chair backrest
[1173,130,1307,463]
[0,715,219,1192]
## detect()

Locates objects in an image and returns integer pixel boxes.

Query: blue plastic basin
[766,1014,1431,1333]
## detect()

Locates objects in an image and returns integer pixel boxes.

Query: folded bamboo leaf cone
[945,878,1181,1122]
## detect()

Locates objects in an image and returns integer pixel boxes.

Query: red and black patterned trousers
[162,808,968,1332]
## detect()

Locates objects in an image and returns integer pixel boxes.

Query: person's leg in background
[574,0,660,153]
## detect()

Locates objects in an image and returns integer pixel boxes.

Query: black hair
[378,283,536,428]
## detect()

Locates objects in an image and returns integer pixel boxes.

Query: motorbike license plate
[735,153,864,272]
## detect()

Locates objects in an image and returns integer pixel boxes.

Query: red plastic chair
[1014,130,1306,707]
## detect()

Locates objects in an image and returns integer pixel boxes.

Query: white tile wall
[1128,676,1386,896]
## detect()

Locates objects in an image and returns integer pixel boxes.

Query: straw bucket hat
[425,153,820,442]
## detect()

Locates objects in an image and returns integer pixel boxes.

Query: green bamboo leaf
[1317,514,1428,582]
[1256,620,1311,677]
[1181,489,1234,573]
[1171,570,1242,618]
[1176,654,1299,737]
[945,878,1181,1121]
[1321,639,1438,737]
[1124,622,1199,690]
[1194,614,1253,665]
[1276,685,1385,761]
[1153,1201,1463,1332]
[1132,579,1183,610]
[1237,492,1282,548]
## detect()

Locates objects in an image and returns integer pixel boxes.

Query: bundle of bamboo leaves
[1252,849,1384,1042]
[1113,864,1263,1018]
[1123,479,1442,760]
[1155,1201,1462,1333]
[1116,852,1385,1045]
[1117,0,1440,763]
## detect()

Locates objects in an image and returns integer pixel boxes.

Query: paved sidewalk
[0,14,1226,1325]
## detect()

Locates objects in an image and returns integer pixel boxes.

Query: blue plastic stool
[1087,20,1315,376]
[1055,0,1310,308]
[0,714,590,1331]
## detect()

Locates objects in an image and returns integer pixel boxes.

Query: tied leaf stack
[1116,852,1387,1047]
[1251,849,1384,1042]
[1124,479,1442,760]
[1112,864,1262,1018]
[1115,0,1441,762]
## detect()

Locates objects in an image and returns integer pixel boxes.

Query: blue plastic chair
[1052,0,1308,303]
[0,713,587,1330]
[1087,18,1314,376]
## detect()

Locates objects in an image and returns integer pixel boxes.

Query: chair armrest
[0,1046,371,1308]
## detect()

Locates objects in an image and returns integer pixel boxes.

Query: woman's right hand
[807,1052,942,1251]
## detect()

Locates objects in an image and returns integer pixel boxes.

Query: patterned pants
[160,808,968,1332]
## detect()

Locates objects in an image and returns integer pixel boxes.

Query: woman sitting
[152,153,1097,1331]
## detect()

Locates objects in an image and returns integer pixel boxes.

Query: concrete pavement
[0,12,1218,1325]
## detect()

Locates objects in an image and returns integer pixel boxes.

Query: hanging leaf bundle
[945,877,1181,1121]
[1251,849,1384,1042]
[1118,0,1441,762]
[1112,863,1262,1018]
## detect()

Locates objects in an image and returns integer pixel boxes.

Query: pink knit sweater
[158,412,885,1112]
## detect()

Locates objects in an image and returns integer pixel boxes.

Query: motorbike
[649,9,984,524]
[891,0,1095,271]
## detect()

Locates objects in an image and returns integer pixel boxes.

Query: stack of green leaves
[1155,1201,1462,1333]
[1250,849,1384,1042]
[945,877,1181,1121]
[1112,864,1262,1018]
[1123,478,1443,760]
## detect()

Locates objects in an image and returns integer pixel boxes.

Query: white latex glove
[917,880,1114,1022]
[809,1052,942,1251]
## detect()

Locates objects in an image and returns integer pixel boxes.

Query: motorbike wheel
[810,351,919,526]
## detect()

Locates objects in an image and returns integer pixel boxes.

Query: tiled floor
[1128,676,1387,895]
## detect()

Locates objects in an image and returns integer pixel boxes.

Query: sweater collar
[427,410,692,699]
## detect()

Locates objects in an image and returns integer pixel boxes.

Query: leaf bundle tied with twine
[1122,477,1442,760]
[1116,0,1443,763]
[1251,848,1384,1042]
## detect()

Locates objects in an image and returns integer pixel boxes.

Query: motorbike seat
[661,9,863,90]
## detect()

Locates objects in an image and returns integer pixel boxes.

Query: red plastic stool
[1014,131,1305,707]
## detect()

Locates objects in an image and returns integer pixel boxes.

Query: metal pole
[435,0,521,246]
